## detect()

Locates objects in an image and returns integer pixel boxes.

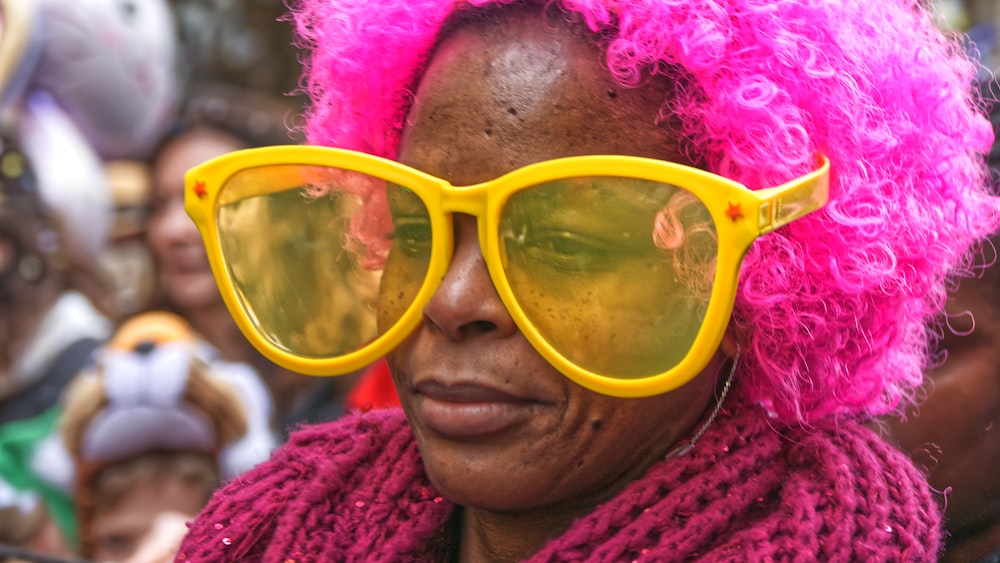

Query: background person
[0,0,179,550]
[0,131,112,552]
[874,4,1000,562]
[147,84,401,434]
[879,230,1000,563]
[876,81,1000,563]
[58,311,273,562]
[146,108,374,438]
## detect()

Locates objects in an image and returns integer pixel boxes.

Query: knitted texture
[177,398,941,562]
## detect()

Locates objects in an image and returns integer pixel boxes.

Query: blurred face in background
[88,453,216,562]
[0,183,62,393]
[148,128,246,311]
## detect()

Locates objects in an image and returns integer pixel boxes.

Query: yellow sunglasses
[186,145,829,397]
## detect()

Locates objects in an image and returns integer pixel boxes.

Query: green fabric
[0,406,77,548]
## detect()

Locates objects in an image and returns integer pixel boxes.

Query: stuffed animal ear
[105,310,195,352]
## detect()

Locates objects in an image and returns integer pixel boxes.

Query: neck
[457,504,586,563]
[182,304,249,362]
[454,454,663,563]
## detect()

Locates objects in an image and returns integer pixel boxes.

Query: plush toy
[60,311,277,483]
[1,0,178,158]
[0,0,178,265]
[55,311,276,559]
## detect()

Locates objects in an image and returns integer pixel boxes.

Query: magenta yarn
[286,0,1000,425]
[177,403,941,561]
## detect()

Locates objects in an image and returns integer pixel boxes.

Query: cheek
[556,378,717,486]
[145,217,167,255]
[377,252,427,332]
[149,203,200,249]
[507,262,706,378]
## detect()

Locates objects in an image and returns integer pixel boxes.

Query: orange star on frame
[725,201,744,221]
[192,180,208,199]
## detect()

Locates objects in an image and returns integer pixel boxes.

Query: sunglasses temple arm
[752,155,830,234]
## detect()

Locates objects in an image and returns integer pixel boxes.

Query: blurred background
[0,2,396,561]
[171,0,304,102]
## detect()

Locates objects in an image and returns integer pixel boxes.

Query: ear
[719,323,741,359]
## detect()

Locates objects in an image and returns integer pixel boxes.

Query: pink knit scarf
[177,394,941,562]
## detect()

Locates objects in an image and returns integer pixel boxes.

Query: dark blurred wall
[170,0,302,97]
[168,0,306,143]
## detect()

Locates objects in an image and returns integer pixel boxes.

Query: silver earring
[664,344,739,460]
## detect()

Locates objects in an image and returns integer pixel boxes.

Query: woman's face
[388,13,727,516]
[148,130,243,311]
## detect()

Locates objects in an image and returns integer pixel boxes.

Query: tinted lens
[215,164,430,359]
[499,176,718,379]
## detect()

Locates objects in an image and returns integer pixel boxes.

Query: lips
[162,255,211,274]
[415,381,542,438]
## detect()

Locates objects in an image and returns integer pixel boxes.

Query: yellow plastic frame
[187,145,829,397]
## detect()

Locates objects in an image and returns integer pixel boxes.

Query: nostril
[462,320,498,336]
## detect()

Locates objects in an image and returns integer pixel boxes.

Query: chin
[164,280,223,311]
[433,480,532,512]
[421,451,550,512]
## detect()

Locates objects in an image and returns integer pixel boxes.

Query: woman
[177,0,1000,560]
[148,125,256,364]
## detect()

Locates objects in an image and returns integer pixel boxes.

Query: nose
[156,197,200,246]
[422,215,518,341]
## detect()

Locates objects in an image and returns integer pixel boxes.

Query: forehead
[397,9,687,184]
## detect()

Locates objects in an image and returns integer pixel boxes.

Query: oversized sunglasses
[186,146,829,397]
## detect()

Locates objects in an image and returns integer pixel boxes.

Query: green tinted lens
[215,165,429,359]
[499,176,718,379]
[378,184,433,333]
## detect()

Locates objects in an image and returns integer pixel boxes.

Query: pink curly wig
[289,0,1000,424]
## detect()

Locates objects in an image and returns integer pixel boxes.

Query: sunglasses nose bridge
[438,183,492,218]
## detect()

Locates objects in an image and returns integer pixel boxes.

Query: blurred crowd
[0,0,995,562]
[0,1,395,562]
